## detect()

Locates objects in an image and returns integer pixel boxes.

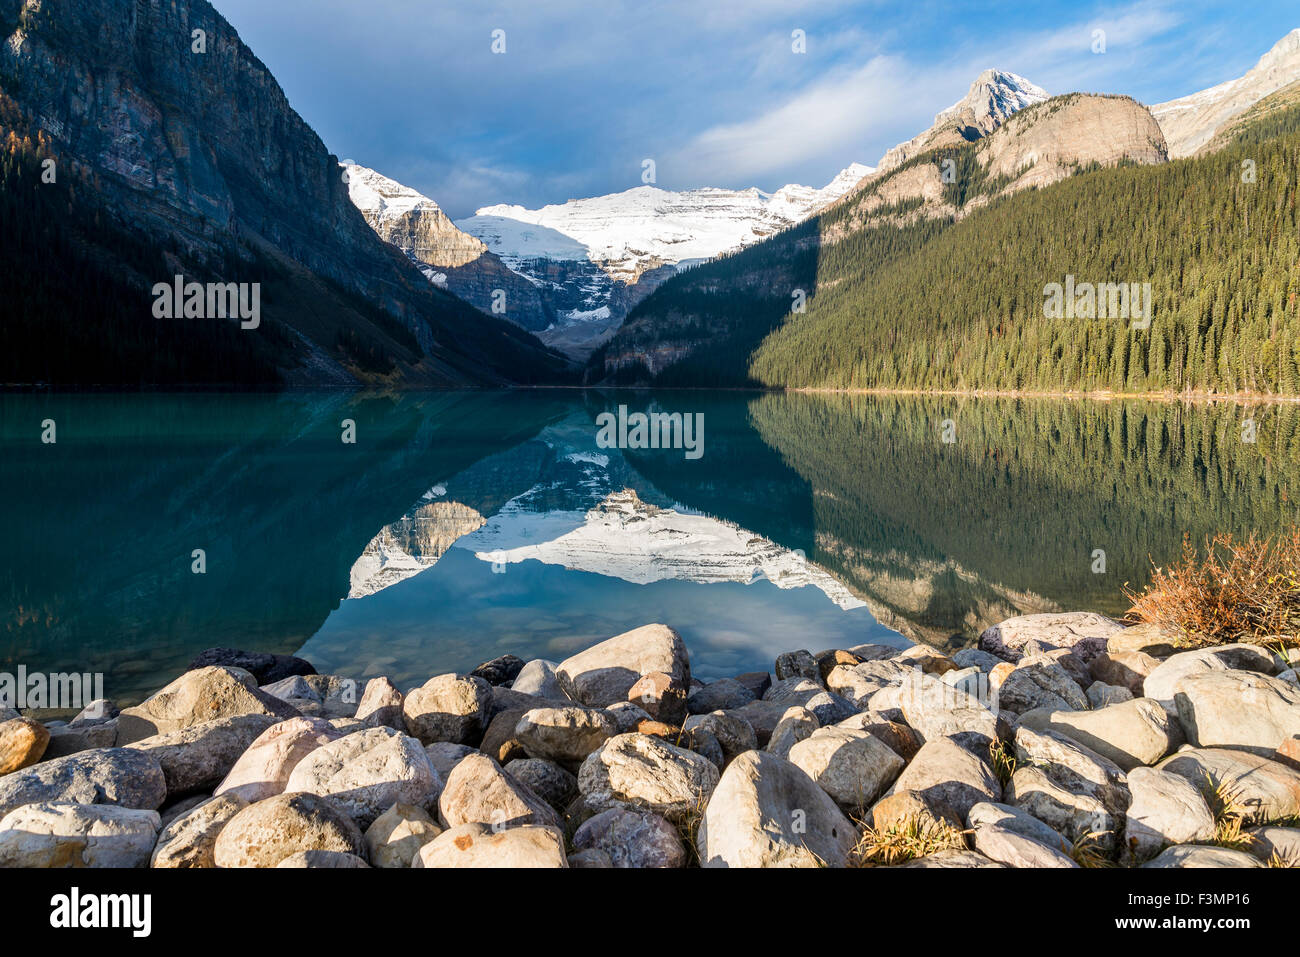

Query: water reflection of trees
[748,394,1300,647]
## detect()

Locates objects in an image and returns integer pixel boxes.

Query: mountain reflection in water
[2,391,1295,702]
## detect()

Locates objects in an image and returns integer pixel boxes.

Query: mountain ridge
[0,0,569,387]
[460,163,875,283]
[1152,28,1300,156]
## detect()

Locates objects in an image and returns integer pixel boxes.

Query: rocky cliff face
[1200,78,1300,154]
[3,0,396,300]
[0,0,567,386]
[976,94,1168,192]
[828,93,1168,237]
[344,164,489,268]
[1152,28,1300,157]
[343,163,554,332]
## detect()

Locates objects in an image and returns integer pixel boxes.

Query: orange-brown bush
[1125,528,1300,648]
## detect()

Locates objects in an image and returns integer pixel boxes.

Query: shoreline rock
[1,616,1296,868]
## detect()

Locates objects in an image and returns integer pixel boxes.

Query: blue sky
[211,0,1299,219]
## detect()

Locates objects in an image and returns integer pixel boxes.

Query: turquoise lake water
[3,390,1296,702]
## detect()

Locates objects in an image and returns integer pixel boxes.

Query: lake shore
[471,384,1300,405]
[2,615,1298,868]
[788,386,1300,404]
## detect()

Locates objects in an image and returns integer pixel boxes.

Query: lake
[2,390,1296,705]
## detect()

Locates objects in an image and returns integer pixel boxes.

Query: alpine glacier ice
[456,163,874,286]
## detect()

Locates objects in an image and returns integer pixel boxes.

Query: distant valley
[344,161,873,358]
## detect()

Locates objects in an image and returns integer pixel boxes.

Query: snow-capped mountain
[446,164,871,355]
[457,163,872,285]
[342,160,870,355]
[1151,28,1300,157]
[875,69,1049,172]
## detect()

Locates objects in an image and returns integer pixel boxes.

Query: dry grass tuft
[674,792,709,868]
[988,738,1018,787]
[850,815,969,867]
[1070,831,1114,868]
[1206,776,1253,851]
[1125,527,1300,649]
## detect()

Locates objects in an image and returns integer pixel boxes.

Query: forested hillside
[594,89,1300,396]
[752,95,1300,393]
[0,113,285,387]
[592,218,933,386]
[0,0,573,388]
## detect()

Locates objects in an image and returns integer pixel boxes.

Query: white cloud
[663,0,1189,188]
[212,0,1286,212]
[668,55,930,183]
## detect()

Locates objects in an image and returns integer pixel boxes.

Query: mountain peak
[936,69,1050,130]
[876,69,1048,171]
[826,161,876,186]
[343,162,447,221]
[1256,26,1300,71]
[343,162,488,270]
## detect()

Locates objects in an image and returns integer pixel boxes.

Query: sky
[211,0,1300,219]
